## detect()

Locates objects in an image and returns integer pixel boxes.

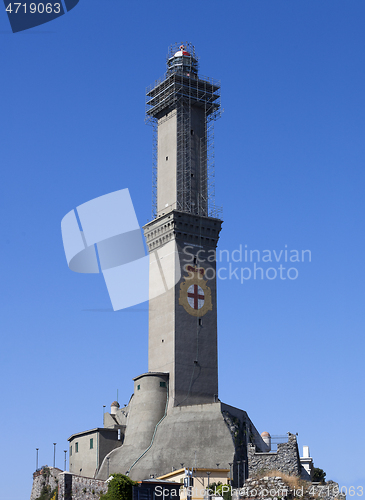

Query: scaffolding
[146,43,222,219]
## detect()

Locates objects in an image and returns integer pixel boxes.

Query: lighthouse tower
[143,43,223,407]
[93,44,267,483]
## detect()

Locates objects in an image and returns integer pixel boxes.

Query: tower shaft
[144,44,222,407]
[156,102,208,216]
[144,211,222,406]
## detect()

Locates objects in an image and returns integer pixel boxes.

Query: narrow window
[166,156,168,161]
[75,442,78,453]
[160,381,166,388]
[190,130,194,135]
[70,446,72,456]
[137,384,140,390]
[199,318,202,326]
[90,438,93,450]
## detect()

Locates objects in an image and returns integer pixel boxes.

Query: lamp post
[228,463,233,486]
[237,461,241,489]
[206,471,211,497]
[53,443,57,468]
[64,450,67,471]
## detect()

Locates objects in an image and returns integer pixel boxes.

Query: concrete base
[96,394,264,482]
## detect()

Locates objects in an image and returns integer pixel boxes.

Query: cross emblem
[179,266,212,317]
[187,284,204,310]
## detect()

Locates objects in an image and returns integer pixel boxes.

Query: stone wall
[247,433,301,477]
[235,475,346,500]
[58,473,108,500]
[30,466,63,500]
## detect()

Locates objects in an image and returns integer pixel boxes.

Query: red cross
[188,285,204,310]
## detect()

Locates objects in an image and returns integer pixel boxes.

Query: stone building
[68,425,124,478]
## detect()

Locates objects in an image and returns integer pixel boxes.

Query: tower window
[191,130,194,136]
[70,446,72,456]
[75,442,78,453]
[90,438,93,449]
[166,156,168,161]
[137,384,140,390]
[199,318,202,326]
[160,381,166,388]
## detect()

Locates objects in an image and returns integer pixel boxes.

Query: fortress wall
[30,467,63,500]
[58,473,107,500]
[247,433,301,477]
[30,469,108,500]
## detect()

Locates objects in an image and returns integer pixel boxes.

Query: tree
[207,481,232,500]
[312,467,326,483]
[100,474,137,500]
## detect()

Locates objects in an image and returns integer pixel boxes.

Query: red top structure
[174,44,191,57]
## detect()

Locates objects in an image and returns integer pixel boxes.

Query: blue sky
[1,1,365,499]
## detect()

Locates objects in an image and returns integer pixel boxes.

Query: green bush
[100,474,137,500]
[207,482,232,500]
[312,467,326,483]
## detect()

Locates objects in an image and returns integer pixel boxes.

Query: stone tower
[93,44,266,482]
[143,43,223,407]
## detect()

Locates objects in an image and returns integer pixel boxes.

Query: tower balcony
[146,73,220,120]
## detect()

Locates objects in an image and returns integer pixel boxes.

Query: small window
[166,156,168,161]
[70,446,72,456]
[75,442,78,453]
[137,384,140,390]
[199,318,202,326]
[90,438,93,450]
[160,381,166,388]
[191,130,194,136]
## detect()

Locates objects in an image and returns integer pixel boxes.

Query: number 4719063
[6,3,61,14]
